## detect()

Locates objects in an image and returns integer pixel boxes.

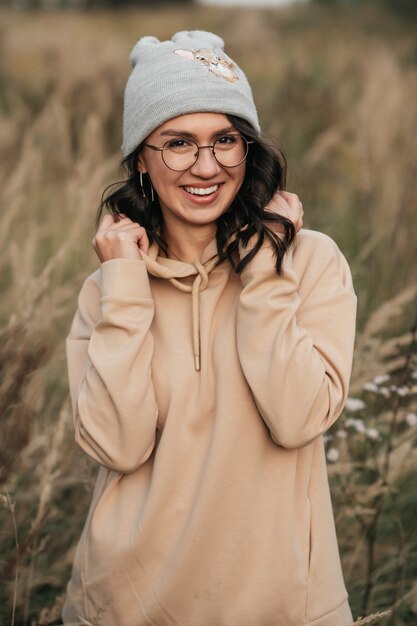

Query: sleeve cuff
[100,259,152,300]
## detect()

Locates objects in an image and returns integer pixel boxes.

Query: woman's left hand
[265,191,304,234]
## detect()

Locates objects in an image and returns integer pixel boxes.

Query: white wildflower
[345,397,366,412]
[397,386,410,397]
[390,385,398,392]
[373,374,390,385]
[0,493,14,512]
[336,429,348,439]
[405,412,417,427]
[411,371,417,380]
[322,434,333,444]
[354,420,366,434]
[345,417,366,433]
[366,427,380,441]
[363,382,379,393]
[326,447,340,463]
[378,387,391,398]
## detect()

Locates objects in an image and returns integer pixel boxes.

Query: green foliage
[312,0,417,20]
[382,0,417,18]
[2,0,193,9]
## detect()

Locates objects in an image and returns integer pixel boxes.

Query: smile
[183,185,219,196]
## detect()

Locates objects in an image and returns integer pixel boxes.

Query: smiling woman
[137,113,247,236]
[63,30,357,626]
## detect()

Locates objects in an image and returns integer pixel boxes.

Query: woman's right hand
[92,213,150,262]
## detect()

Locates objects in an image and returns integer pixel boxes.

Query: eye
[165,139,194,151]
[216,135,240,145]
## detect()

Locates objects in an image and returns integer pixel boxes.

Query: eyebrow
[159,126,236,139]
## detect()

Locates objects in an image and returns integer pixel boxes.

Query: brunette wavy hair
[97,115,296,274]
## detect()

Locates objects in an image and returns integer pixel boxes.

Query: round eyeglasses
[144,135,253,172]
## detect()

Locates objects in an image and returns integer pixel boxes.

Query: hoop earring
[139,171,155,204]
[139,171,145,197]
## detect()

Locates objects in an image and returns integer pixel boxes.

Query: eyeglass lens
[161,136,248,171]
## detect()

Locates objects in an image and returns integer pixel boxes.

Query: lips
[183,184,220,196]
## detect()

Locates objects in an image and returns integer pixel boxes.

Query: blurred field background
[0,1,416,625]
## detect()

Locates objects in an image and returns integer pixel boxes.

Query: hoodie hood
[140,239,220,371]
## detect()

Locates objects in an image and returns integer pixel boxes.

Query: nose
[189,146,222,178]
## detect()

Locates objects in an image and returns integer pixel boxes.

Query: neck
[162,221,216,264]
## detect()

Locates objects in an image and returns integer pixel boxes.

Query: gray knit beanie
[122,30,260,157]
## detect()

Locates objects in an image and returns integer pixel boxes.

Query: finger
[266,193,289,214]
[137,227,149,253]
[93,222,143,244]
[277,191,303,215]
[272,192,303,232]
[277,191,302,211]
[97,213,118,232]
[105,222,142,234]
[104,215,136,230]
[278,190,298,203]
[114,224,150,251]
[95,224,147,244]
[92,223,149,260]
[97,212,136,231]
[268,193,296,219]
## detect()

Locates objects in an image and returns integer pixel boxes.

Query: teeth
[184,185,219,196]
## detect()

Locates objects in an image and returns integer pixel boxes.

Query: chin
[181,204,228,223]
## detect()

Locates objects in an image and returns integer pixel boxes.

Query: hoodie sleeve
[236,230,357,450]
[66,259,158,473]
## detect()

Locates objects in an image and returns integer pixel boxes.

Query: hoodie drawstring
[168,258,218,372]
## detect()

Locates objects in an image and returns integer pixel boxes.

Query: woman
[63,30,357,626]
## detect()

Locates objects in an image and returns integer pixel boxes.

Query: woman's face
[138,112,246,230]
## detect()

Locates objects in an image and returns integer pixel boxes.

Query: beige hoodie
[63,229,357,626]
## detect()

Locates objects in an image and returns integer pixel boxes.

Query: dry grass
[351,611,393,625]
[0,3,416,625]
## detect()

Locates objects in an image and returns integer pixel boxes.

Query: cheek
[146,163,176,194]
[233,164,246,192]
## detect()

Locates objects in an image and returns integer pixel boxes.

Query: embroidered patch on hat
[174,48,239,83]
